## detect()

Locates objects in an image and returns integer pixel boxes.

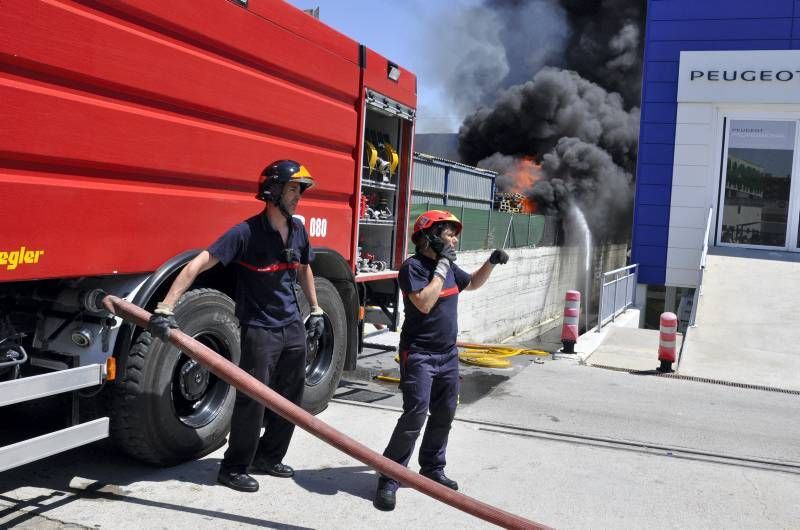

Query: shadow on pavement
[0,441,312,529]
[292,465,375,501]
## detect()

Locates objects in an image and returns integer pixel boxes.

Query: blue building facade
[633,0,800,288]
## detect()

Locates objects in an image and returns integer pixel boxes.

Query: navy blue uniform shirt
[398,253,471,353]
[208,214,313,329]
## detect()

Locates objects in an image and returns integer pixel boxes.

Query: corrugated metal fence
[412,153,495,210]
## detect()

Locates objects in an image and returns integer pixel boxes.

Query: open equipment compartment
[355,89,415,333]
[357,87,415,274]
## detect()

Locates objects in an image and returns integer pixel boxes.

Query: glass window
[721,120,796,247]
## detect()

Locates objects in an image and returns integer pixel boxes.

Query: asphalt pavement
[1,329,799,529]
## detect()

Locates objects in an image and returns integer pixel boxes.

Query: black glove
[149,303,178,341]
[489,249,509,265]
[439,245,457,263]
[306,307,325,341]
[429,238,457,263]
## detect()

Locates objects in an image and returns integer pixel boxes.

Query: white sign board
[678,50,800,103]
[728,120,796,150]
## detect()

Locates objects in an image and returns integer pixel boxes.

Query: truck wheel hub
[306,336,319,369]
[305,313,334,385]
[179,359,209,401]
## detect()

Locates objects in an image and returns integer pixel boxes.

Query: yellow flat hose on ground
[374,357,401,384]
[460,348,520,358]
[390,344,548,370]
[458,353,512,368]
[457,342,550,368]
[457,342,549,356]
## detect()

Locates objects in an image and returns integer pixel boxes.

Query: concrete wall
[398,244,628,344]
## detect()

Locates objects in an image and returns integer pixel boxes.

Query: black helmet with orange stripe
[256,159,314,203]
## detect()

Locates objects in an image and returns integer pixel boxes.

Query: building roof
[413,152,498,178]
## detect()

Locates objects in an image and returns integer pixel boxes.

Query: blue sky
[285,0,479,133]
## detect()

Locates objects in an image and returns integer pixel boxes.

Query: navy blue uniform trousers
[380,346,459,490]
[221,320,306,472]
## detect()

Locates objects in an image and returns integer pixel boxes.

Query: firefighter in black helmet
[149,159,324,493]
[257,160,315,217]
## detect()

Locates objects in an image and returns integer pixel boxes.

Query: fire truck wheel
[110,288,240,465]
[298,277,347,414]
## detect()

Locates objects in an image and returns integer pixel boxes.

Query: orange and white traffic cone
[657,312,677,373]
[561,290,580,354]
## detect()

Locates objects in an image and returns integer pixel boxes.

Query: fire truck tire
[109,288,240,465]
[300,277,347,414]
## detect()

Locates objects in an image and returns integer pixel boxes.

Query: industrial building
[628,0,800,387]
[633,0,800,317]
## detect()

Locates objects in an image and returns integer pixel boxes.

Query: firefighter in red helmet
[373,209,509,511]
[149,160,322,493]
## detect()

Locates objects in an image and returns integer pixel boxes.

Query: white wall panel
[672,164,711,187]
[669,206,709,228]
[676,103,713,124]
[671,186,708,208]
[665,267,700,288]
[668,226,706,250]
[675,123,713,144]
[666,100,716,287]
[673,144,710,166]
[667,247,703,269]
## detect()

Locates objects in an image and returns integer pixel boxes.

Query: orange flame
[520,196,537,214]
[506,157,542,214]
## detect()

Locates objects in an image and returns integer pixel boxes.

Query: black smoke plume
[460,68,640,172]
[557,0,645,107]
[435,0,645,241]
[439,0,645,114]
[536,137,634,238]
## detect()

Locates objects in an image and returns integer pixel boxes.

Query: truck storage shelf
[355,269,399,282]
[361,178,397,191]
[359,219,395,226]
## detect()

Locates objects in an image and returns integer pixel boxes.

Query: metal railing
[597,264,639,330]
[688,207,713,327]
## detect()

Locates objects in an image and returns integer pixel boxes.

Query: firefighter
[373,210,509,511]
[148,160,324,493]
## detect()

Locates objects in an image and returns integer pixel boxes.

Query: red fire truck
[0,1,416,470]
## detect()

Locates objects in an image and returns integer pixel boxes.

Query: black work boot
[250,460,295,478]
[373,483,396,511]
[422,472,458,491]
[218,469,259,492]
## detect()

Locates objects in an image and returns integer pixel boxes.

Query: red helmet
[412,210,463,237]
